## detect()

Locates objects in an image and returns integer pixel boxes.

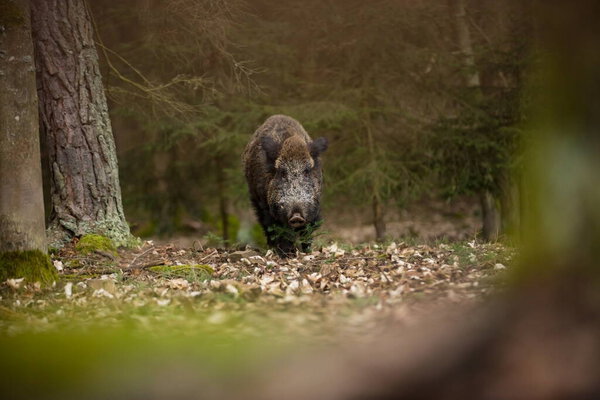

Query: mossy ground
[75,234,118,255]
[0,250,57,285]
[149,264,214,281]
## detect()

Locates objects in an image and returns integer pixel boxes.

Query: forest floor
[0,239,513,338]
[323,196,481,243]
[0,239,516,398]
[3,240,598,400]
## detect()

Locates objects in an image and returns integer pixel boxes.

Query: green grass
[448,240,514,270]
[0,316,291,400]
[148,264,214,282]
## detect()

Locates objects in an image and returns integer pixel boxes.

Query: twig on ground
[197,250,218,263]
[129,261,166,270]
[127,245,156,269]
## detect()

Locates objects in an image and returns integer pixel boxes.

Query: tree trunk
[0,0,56,284]
[452,0,480,88]
[518,170,529,241]
[452,0,502,241]
[0,0,47,253]
[364,115,386,242]
[215,156,229,245]
[499,173,520,240]
[31,0,131,246]
[479,190,500,241]
[153,150,172,235]
[372,195,386,242]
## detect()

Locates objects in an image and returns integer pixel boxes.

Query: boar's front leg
[300,239,312,253]
[272,236,297,257]
[293,226,312,253]
[256,212,295,256]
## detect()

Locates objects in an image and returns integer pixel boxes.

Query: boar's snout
[288,212,306,228]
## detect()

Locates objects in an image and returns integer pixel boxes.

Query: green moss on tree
[47,219,139,250]
[75,234,117,255]
[0,250,57,285]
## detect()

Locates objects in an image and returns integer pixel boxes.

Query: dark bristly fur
[243,115,328,256]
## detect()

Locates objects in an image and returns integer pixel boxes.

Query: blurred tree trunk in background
[452,0,500,241]
[0,0,47,253]
[153,150,173,235]
[372,195,386,242]
[365,116,386,241]
[495,0,524,241]
[215,156,230,245]
[479,190,500,241]
[499,172,520,239]
[31,0,131,246]
[453,0,479,89]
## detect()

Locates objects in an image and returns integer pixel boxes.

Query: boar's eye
[303,167,311,175]
[279,169,287,178]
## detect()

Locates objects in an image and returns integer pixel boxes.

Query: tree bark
[30,0,131,246]
[0,0,47,253]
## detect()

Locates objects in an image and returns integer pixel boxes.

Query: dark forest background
[89,0,532,245]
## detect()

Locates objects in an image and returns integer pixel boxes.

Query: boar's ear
[310,137,328,158]
[261,136,281,164]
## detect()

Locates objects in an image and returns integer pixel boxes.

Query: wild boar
[243,115,328,256]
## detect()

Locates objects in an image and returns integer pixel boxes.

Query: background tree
[0,0,55,283]
[453,0,500,241]
[429,0,529,241]
[31,0,132,247]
